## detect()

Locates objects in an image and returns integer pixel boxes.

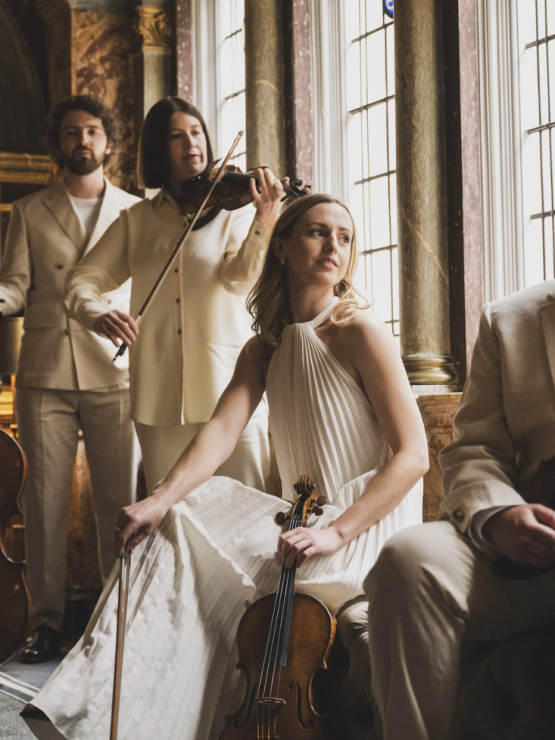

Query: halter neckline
[305,297,340,329]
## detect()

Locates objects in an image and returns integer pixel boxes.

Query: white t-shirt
[70,195,103,241]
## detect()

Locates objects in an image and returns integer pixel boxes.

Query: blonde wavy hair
[247,193,368,347]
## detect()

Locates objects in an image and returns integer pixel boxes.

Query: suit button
[177,329,182,335]
[174,268,179,273]
[255,230,260,236]
[453,509,464,522]
[54,263,64,270]
[63,329,69,336]
[175,298,180,304]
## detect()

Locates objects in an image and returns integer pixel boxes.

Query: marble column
[174,0,193,101]
[283,0,313,186]
[133,3,172,160]
[395,0,456,385]
[244,0,286,177]
[443,0,483,385]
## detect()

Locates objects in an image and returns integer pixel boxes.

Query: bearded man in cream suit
[365,280,555,739]
[0,96,140,663]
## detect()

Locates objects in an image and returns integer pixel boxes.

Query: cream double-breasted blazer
[0,178,140,390]
[64,191,272,426]
[440,280,555,533]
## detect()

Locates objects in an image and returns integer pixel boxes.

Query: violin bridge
[257,697,286,707]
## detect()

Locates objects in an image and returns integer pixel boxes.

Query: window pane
[217,0,245,166]
[518,0,555,287]
[346,3,397,333]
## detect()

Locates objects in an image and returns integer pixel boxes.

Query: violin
[178,164,311,215]
[219,475,335,740]
[0,427,31,665]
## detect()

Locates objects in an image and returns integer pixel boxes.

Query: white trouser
[16,387,139,631]
[135,402,271,494]
[364,520,555,740]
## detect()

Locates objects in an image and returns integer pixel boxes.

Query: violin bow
[109,549,131,740]
[113,130,244,360]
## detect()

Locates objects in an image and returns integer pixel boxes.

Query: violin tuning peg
[294,179,302,187]
[275,511,290,526]
[316,496,327,506]
[312,506,324,517]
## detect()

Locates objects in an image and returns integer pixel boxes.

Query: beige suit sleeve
[440,304,526,534]
[219,207,272,295]
[0,201,31,314]
[65,211,131,331]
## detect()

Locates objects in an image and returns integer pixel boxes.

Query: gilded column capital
[134,5,172,51]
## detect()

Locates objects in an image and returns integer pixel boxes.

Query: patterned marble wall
[71,10,135,190]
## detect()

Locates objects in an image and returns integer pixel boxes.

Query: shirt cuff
[470,505,519,554]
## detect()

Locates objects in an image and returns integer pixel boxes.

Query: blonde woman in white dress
[64,97,284,493]
[25,194,428,740]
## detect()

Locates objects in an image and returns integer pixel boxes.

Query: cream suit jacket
[64,192,272,426]
[0,178,140,390]
[440,280,555,534]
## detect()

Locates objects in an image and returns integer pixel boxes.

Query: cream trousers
[365,520,555,740]
[16,387,140,631]
[135,402,271,494]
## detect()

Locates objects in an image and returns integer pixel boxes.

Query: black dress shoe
[20,625,61,663]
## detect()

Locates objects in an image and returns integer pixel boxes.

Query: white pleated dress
[28,303,422,740]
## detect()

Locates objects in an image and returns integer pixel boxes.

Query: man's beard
[62,147,106,175]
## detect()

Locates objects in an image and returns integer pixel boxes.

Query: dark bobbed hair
[47,95,121,168]
[137,97,215,189]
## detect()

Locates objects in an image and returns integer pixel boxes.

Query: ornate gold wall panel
[0,152,52,185]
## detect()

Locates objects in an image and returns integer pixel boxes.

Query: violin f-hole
[288,682,316,730]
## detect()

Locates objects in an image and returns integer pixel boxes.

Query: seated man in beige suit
[365,280,555,739]
[0,95,140,662]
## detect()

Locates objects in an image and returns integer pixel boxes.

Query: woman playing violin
[64,97,284,492]
[26,194,428,740]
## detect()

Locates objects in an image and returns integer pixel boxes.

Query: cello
[0,427,31,664]
[219,475,336,740]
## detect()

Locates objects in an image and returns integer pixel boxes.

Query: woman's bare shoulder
[242,335,274,364]
[337,309,394,347]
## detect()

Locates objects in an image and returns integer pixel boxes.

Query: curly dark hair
[46,95,122,167]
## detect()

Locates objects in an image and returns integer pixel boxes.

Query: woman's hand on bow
[250,168,286,229]
[277,525,346,568]
[94,310,138,349]
[114,496,169,556]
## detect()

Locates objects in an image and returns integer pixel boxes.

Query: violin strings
[259,566,290,737]
[256,510,299,738]
[262,511,301,737]
[257,533,291,736]
[258,527,294,738]
[270,559,296,738]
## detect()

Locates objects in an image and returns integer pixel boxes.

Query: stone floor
[0,652,65,739]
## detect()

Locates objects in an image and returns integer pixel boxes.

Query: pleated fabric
[29,302,422,740]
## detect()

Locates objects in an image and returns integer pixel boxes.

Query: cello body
[219,475,336,740]
[0,427,31,665]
